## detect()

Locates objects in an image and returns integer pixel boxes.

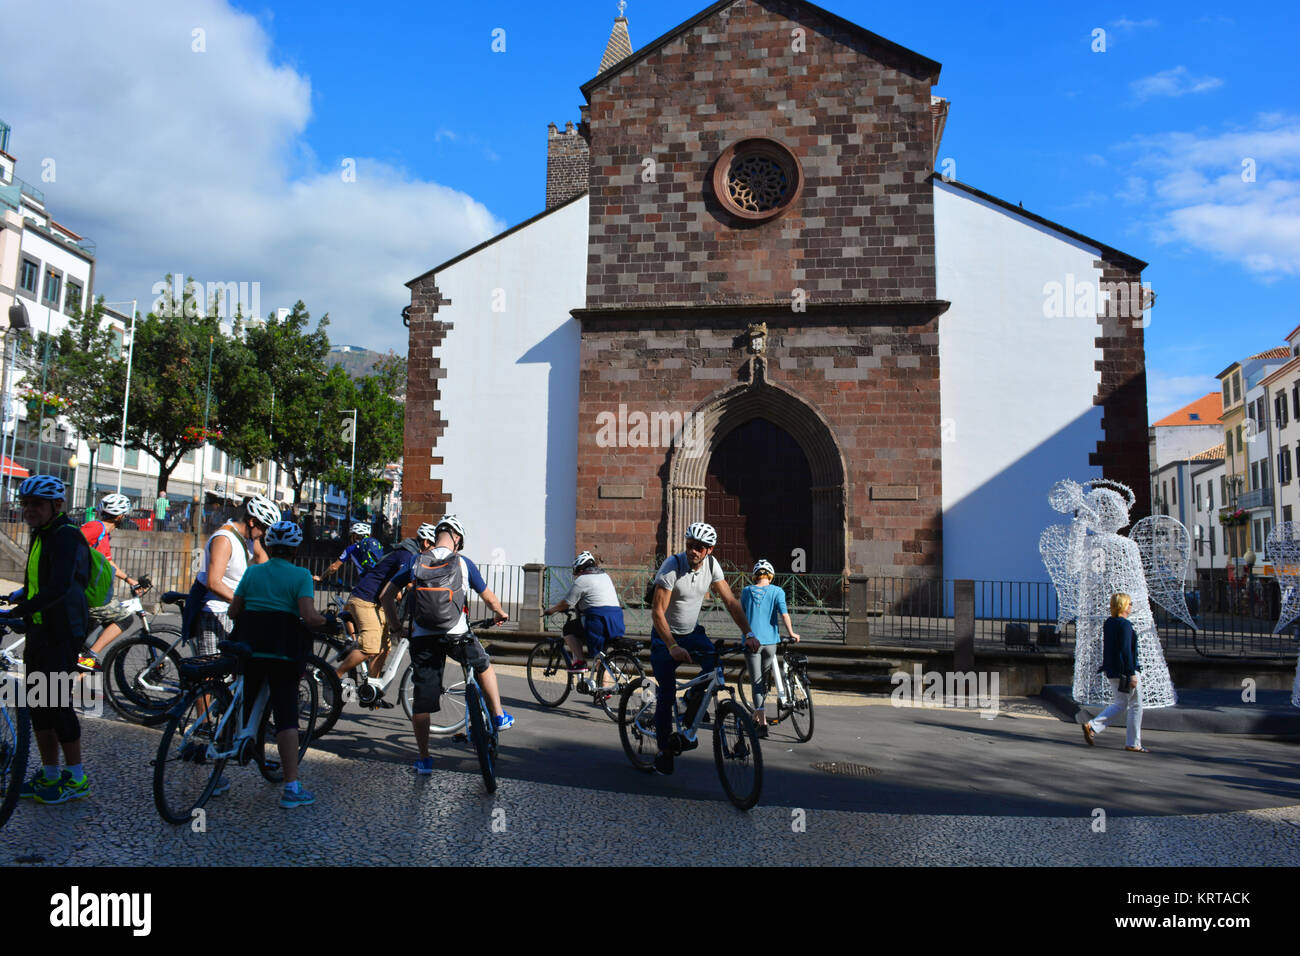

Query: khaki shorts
[346,596,389,656]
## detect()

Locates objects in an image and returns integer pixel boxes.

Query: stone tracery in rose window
[725,154,791,213]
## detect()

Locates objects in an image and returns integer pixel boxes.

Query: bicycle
[526,610,644,721]
[618,639,763,811]
[440,618,501,794]
[735,638,814,742]
[0,619,30,829]
[152,639,319,824]
[1,579,167,723]
[310,606,466,739]
[108,591,339,731]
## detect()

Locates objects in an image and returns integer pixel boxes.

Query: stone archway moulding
[666,371,847,574]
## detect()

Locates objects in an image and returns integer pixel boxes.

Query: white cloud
[1147,369,1219,422]
[0,0,504,352]
[1116,115,1300,277]
[1110,17,1159,31]
[1131,66,1224,101]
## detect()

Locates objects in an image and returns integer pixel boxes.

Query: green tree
[331,353,405,513]
[122,277,259,495]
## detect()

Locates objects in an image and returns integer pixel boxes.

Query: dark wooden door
[705,418,813,572]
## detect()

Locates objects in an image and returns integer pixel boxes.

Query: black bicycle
[527,611,644,721]
[0,619,30,829]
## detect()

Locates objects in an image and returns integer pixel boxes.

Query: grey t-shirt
[564,571,620,611]
[655,553,724,637]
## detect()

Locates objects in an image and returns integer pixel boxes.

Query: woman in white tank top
[199,525,252,613]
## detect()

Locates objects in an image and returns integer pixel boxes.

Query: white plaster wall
[1190,459,1226,571]
[429,197,587,568]
[1153,424,1225,468]
[935,182,1111,591]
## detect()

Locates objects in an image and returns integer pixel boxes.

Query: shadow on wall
[942,403,1113,617]
[517,320,580,566]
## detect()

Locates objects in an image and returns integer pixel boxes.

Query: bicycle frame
[672,662,730,743]
[198,674,272,761]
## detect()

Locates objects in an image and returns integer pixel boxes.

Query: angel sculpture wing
[1039,523,1083,626]
[1128,515,1198,630]
[1265,523,1300,634]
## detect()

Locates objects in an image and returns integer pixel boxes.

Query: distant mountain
[326,345,394,378]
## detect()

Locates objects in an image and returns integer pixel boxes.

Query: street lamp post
[104,299,139,494]
[3,301,31,508]
[85,436,99,521]
[342,407,358,527]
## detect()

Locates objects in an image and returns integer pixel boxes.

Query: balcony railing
[1238,487,1273,510]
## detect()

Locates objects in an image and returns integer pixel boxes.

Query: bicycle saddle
[216,640,253,661]
[161,591,188,606]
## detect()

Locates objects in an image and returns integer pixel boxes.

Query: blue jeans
[650,625,717,751]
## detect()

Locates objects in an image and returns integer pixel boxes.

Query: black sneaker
[653,752,674,776]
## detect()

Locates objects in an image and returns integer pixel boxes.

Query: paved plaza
[2,666,1298,867]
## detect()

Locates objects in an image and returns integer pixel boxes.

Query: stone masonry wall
[1092,257,1151,517]
[401,276,453,536]
[575,311,942,575]
[546,122,590,210]
[584,0,938,309]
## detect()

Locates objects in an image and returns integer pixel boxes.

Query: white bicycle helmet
[434,514,466,550]
[753,559,775,577]
[573,550,597,573]
[18,475,65,500]
[265,520,304,549]
[350,522,371,537]
[685,522,717,547]
[99,493,131,517]
[243,493,281,528]
[416,522,440,544]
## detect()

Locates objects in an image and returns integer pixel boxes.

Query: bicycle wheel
[526,639,572,707]
[596,651,645,722]
[305,655,343,740]
[401,660,468,735]
[153,683,230,825]
[712,699,763,811]
[256,672,317,783]
[465,682,496,794]
[0,700,30,829]
[785,670,814,743]
[106,631,184,726]
[617,677,659,772]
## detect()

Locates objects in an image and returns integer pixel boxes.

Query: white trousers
[1088,676,1142,749]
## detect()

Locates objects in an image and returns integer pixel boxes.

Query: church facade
[402,0,1149,588]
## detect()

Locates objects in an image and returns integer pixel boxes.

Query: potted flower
[1218,508,1248,527]
[19,386,70,419]
[182,425,224,446]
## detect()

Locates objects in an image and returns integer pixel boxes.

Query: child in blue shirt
[740,559,800,737]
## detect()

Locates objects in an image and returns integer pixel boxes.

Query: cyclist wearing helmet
[741,559,800,737]
[315,521,390,676]
[195,493,279,655]
[330,536,421,686]
[0,476,92,804]
[316,522,385,581]
[229,520,326,808]
[76,492,146,671]
[543,551,626,674]
[648,522,758,775]
[382,516,514,773]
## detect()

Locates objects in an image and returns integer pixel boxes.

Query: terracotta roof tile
[1152,393,1223,427]
[1190,444,1225,461]
[1247,347,1291,361]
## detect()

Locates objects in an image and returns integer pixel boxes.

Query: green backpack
[85,547,114,608]
[79,521,115,609]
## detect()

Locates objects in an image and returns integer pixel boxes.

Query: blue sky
[2,0,1296,419]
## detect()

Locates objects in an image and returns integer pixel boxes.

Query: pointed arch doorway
[666,375,845,575]
[706,418,812,572]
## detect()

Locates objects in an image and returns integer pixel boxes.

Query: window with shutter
[1293,384,1299,420]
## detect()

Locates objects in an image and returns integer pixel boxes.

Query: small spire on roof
[600,2,633,73]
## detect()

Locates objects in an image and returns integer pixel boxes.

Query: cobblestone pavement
[3,668,1299,866]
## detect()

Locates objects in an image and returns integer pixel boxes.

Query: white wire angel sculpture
[1039,478,1193,708]
[1264,523,1300,707]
